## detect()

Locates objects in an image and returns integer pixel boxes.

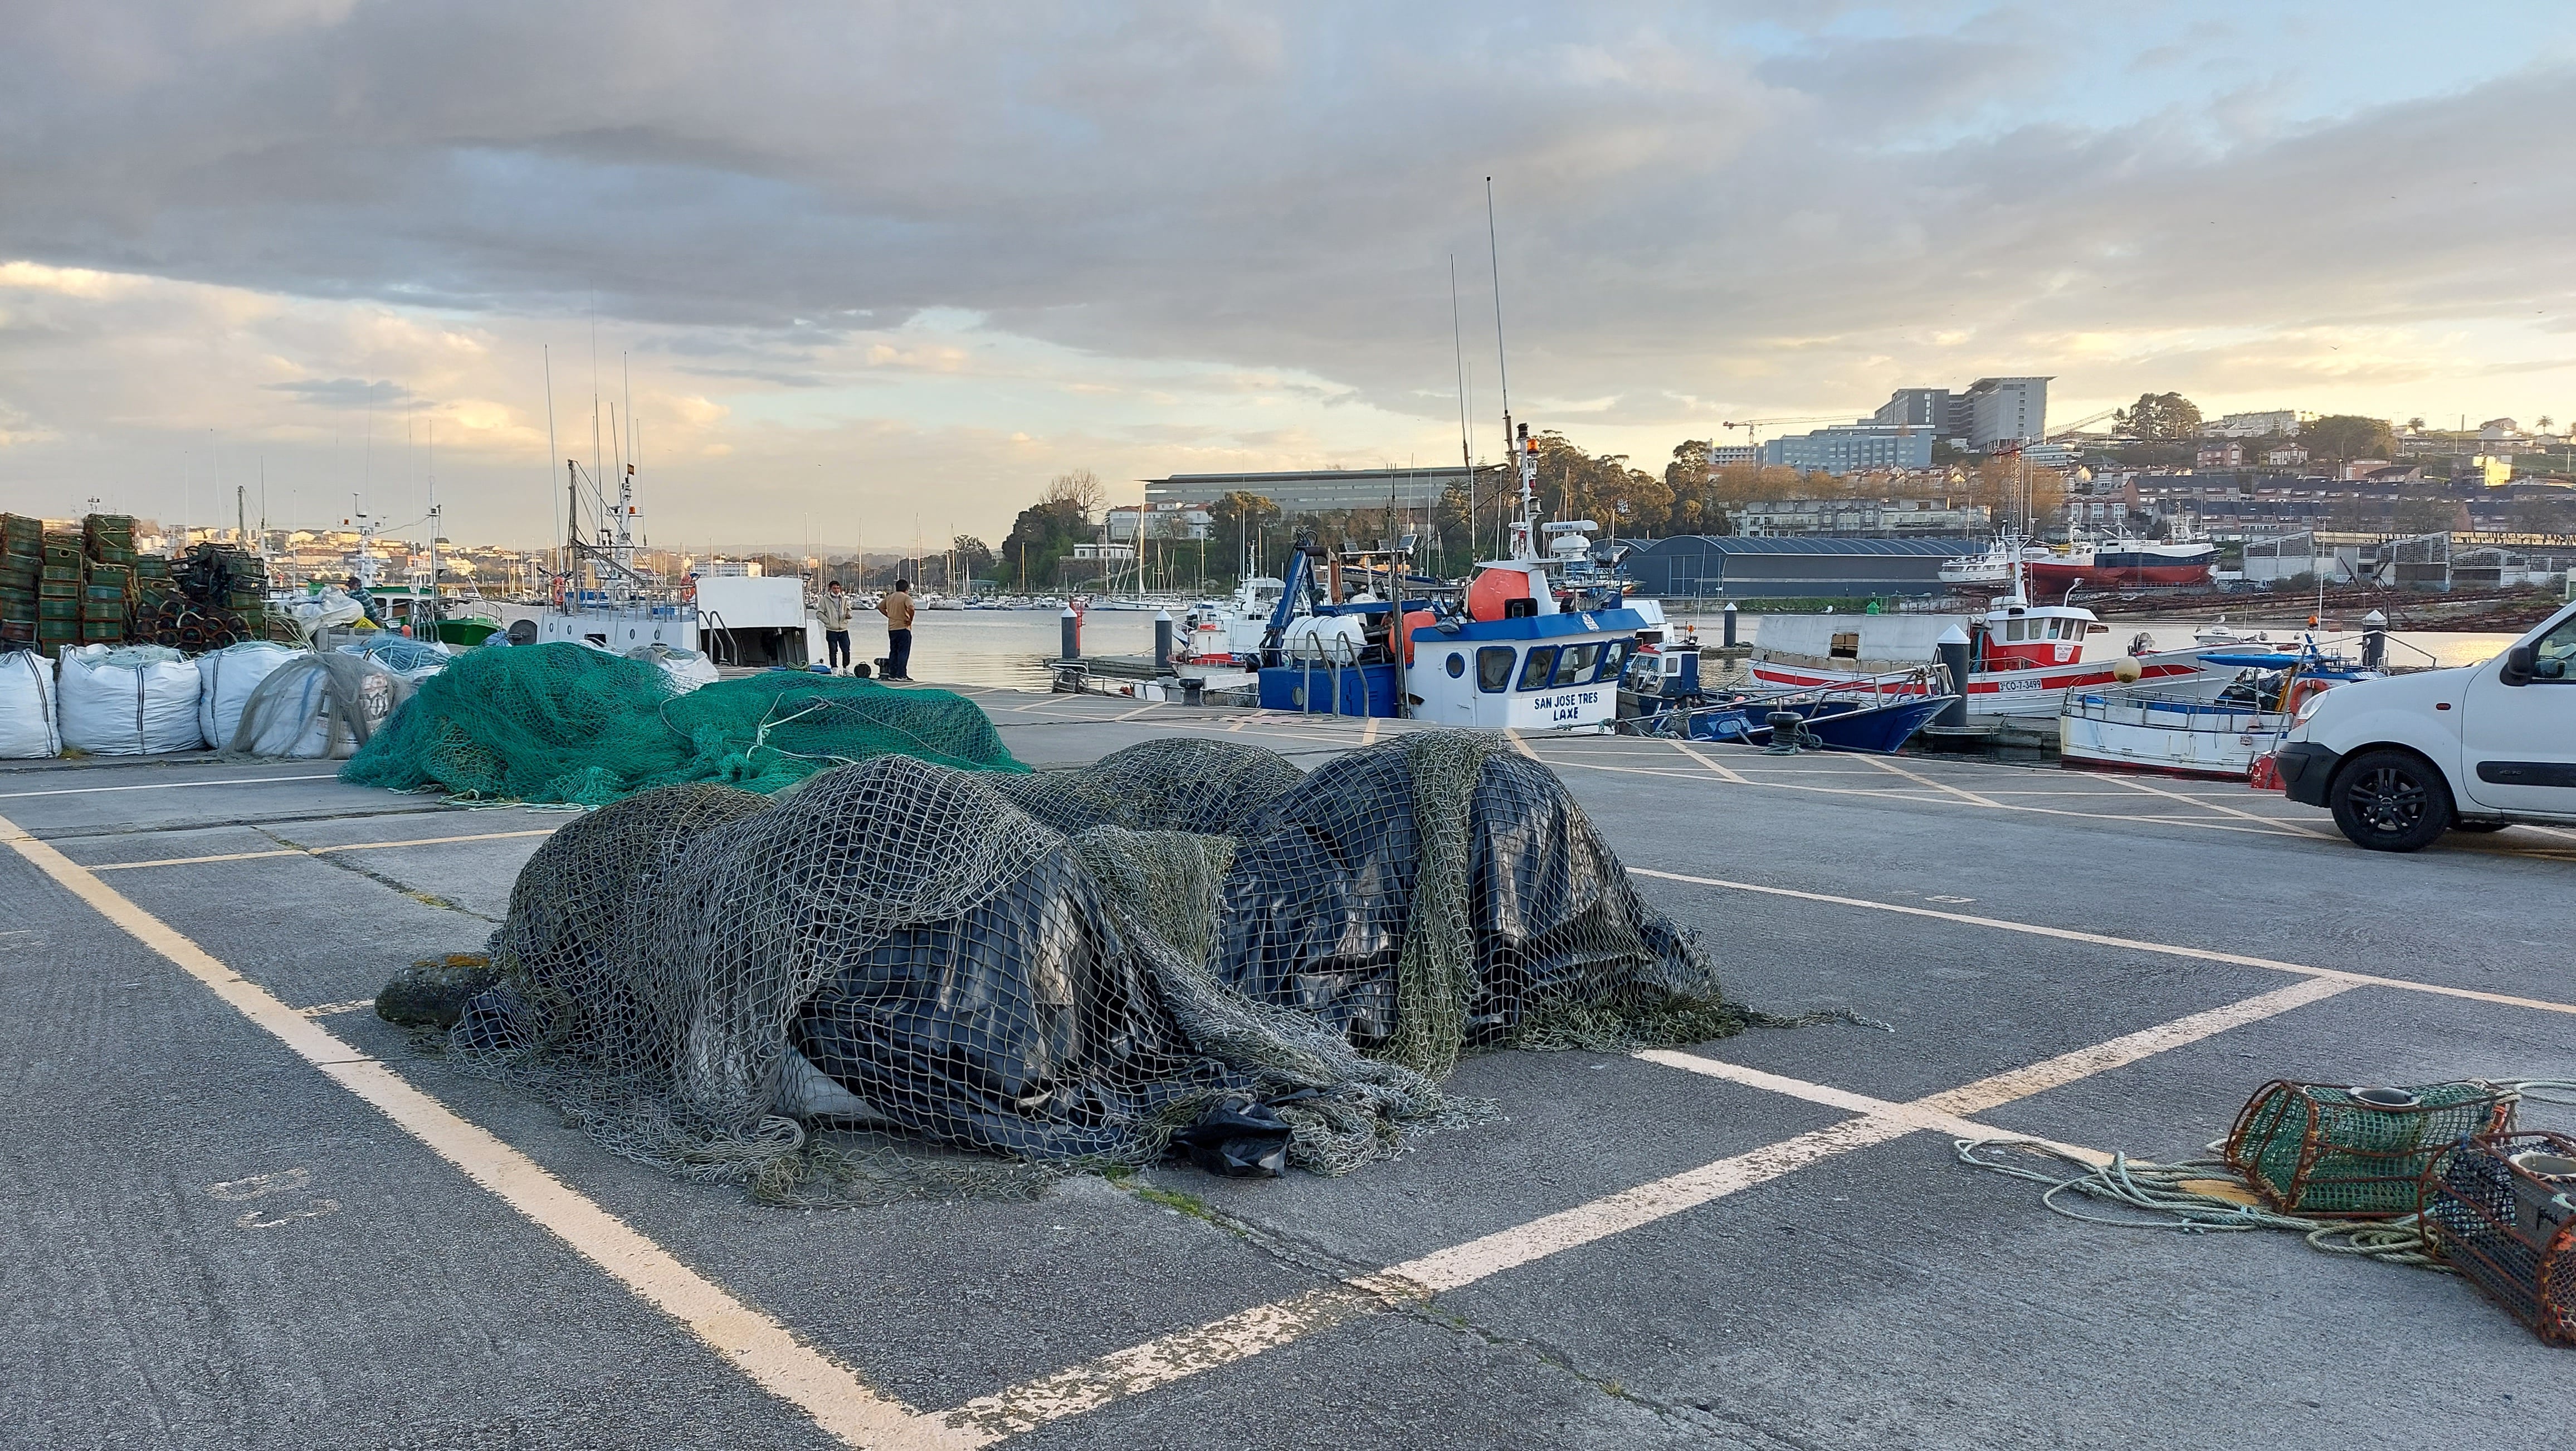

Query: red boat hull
[2024,561,2212,590]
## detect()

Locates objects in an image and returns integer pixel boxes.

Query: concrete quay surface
[3,683,2570,1450]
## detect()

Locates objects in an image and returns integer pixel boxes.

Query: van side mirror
[2501,644,2536,686]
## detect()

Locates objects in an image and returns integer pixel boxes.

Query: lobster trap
[2225,1080,2516,1219]
[2419,1132,2576,1345]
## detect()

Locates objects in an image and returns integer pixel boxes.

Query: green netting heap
[340,642,1026,805]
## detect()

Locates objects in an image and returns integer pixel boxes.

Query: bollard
[1153,610,1173,673]
[1721,600,1738,649]
[1935,625,1972,729]
[1060,605,1080,664]
[2362,609,2386,671]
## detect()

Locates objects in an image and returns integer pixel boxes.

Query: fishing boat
[2022,528,2217,595]
[1747,596,2223,719]
[1937,535,2052,587]
[2061,646,2379,779]
[1254,422,1651,732]
[509,460,819,667]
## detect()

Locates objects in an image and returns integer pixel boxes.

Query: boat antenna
[544,344,559,557]
[1451,252,1473,568]
[1485,177,1516,563]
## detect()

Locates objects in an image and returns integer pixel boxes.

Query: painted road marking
[1857,753,2004,809]
[0,773,341,801]
[0,810,954,1451]
[1631,866,2576,1017]
[88,827,561,873]
[2090,770,2336,839]
[1671,740,1748,785]
[931,975,2343,1442]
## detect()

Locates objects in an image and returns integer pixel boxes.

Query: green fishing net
[340,642,1026,804]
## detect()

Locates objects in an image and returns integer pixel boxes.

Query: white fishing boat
[2060,646,2378,778]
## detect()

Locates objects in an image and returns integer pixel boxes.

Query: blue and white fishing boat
[2060,642,2379,779]
[1255,421,1655,732]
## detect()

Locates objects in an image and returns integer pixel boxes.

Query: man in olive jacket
[878,578,915,681]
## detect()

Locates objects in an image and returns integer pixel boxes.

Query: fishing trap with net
[2224,1079,2516,1219]
[2421,1131,2576,1346]
[382,732,1749,1202]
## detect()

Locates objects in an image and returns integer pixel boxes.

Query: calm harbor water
[875,602,2528,692]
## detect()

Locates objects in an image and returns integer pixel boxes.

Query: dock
[6,690,2572,1448]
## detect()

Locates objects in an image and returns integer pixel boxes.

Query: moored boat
[2061,646,2378,779]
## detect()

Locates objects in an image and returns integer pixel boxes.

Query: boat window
[1445,652,1465,679]
[2006,619,2025,642]
[1554,642,1599,686]
[2046,619,2064,640]
[1597,640,1628,681]
[1518,646,1559,691]
[1476,646,1515,693]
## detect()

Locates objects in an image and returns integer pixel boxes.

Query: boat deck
[6,686,2572,1449]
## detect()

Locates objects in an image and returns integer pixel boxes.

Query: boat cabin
[1974,600,2108,671]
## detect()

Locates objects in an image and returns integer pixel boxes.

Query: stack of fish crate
[80,514,142,645]
[0,515,40,650]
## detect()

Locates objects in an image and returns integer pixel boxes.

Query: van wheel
[2329,749,2453,852]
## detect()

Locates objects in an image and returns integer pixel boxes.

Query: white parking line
[89,827,561,873]
[928,973,2346,1443]
[0,773,341,801]
[1630,866,2576,1017]
[0,810,952,1451]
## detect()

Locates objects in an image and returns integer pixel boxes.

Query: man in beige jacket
[878,578,915,681]
[817,580,854,673]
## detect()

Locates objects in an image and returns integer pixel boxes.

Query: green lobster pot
[2227,1080,2515,1219]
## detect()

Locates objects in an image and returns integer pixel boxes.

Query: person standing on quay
[879,577,915,681]
[817,580,853,673]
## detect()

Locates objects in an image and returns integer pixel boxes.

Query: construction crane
[2046,407,2119,443]
[1718,413,1860,450]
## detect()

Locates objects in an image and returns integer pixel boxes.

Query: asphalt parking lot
[4,689,2570,1449]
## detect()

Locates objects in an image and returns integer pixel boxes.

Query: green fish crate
[41,564,81,584]
[39,599,80,621]
[2422,1131,2576,1344]
[81,602,128,623]
[2226,1080,2518,1219]
[79,621,125,642]
[38,578,79,599]
[86,583,131,603]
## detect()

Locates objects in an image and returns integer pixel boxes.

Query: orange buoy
[1466,567,1531,622]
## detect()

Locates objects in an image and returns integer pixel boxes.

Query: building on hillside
[1707,444,1760,467]
[1106,501,1214,542]
[2201,410,2302,438]
[1863,377,2050,450]
[1954,377,2050,450]
[1734,497,1989,537]
[1760,425,1935,475]
[1144,465,1498,517]
[1619,535,1982,600]
[2266,444,2309,466]
[2197,441,2247,469]
[2021,442,2082,469]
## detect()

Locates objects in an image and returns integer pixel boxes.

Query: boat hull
[2058,691,2290,779]
[1748,651,2219,717]
[2024,560,2213,591]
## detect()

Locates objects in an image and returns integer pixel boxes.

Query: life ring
[550,576,566,609]
[680,579,697,606]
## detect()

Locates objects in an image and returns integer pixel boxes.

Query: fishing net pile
[417,731,1744,1201]
[340,641,1024,804]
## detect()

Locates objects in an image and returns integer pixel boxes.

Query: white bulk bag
[625,642,720,693]
[197,641,297,752]
[0,651,59,759]
[228,653,412,759]
[58,645,205,756]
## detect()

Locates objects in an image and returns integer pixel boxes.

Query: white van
[2274,600,2576,850]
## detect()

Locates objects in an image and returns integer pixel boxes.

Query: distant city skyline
[3,2,2570,550]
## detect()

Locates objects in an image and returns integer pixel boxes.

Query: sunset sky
[3,1,2570,550]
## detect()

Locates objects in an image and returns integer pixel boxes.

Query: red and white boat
[1746,559,2223,718]
[2022,531,2216,593]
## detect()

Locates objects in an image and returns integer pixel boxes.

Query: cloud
[261,377,418,408]
[2,1,2573,545]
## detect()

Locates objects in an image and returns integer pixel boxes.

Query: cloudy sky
[3,1,2570,551]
